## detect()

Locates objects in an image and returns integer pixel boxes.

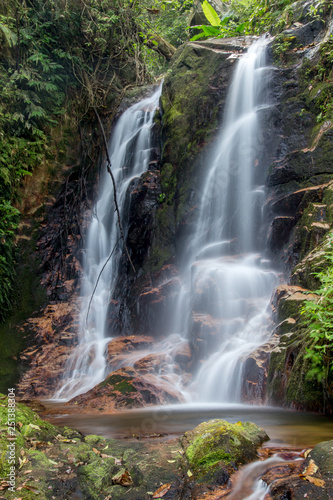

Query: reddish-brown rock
[106,335,155,369]
[17,300,79,399]
[66,366,183,413]
[133,353,168,374]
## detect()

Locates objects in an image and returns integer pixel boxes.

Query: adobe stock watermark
[130,407,170,436]
[2,388,16,493]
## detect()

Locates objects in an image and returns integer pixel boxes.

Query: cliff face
[264,6,333,413]
[13,1,333,412]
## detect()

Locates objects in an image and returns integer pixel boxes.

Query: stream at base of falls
[44,403,333,448]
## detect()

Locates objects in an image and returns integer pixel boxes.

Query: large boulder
[181,419,268,484]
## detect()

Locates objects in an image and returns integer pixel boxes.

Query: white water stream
[170,36,279,402]
[54,86,162,400]
[54,37,278,405]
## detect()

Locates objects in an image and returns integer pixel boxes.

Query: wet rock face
[106,335,155,370]
[267,440,333,499]
[16,300,80,399]
[262,9,333,412]
[108,39,247,337]
[266,284,325,411]
[265,21,333,272]
[67,366,182,412]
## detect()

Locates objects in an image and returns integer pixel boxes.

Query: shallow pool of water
[44,402,333,448]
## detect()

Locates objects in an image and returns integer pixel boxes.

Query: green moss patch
[181,419,268,482]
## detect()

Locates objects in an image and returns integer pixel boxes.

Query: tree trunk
[145,34,176,61]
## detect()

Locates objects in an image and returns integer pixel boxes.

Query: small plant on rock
[302,234,333,386]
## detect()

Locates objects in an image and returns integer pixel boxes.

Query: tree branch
[93,107,136,274]
[86,236,121,326]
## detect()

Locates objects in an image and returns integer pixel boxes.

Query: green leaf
[0,22,17,47]
[235,22,246,33]
[190,32,207,41]
[202,0,221,27]
[201,25,222,36]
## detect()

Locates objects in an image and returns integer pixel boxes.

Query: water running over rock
[54,86,162,400]
[55,37,279,405]
[172,36,279,402]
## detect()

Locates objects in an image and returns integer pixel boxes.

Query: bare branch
[86,236,121,326]
[93,107,136,274]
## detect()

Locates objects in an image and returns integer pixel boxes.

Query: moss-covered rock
[181,419,268,484]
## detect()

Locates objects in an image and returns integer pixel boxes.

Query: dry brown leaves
[152,483,171,498]
[299,459,325,488]
[112,470,133,487]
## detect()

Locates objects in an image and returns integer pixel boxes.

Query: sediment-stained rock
[66,367,182,412]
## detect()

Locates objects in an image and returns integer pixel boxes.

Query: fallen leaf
[303,449,312,459]
[18,457,28,469]
[23,485,42,494]
[29,424,40,430]
[67,453,76,464]
[92,448,100,455]
[187,470,193,477]
[302,459,318,476]
[23,470,33,474]
[114,458,122,465]
[167,460,176,463]
[304,476,325,487]
[112,470,133,487]
[152,483,171,498]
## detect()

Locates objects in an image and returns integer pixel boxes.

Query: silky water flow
[54,85,162,400]
[173,36,279,403]
[55,37,279,405]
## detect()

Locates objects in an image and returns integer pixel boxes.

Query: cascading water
[53,85,162,400]
[172,36,279,402]
[54,37,278,405]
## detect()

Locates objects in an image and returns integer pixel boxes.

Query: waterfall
[53,36,277,404]
[174,36,278,402]
[53,85,162,400]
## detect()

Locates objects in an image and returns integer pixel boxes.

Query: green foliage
[202,0,221,26]
[148,0,193,47]
[0,201,19,322]
[190,0,247,40]
[302,235,333,383]
[0,0,190,321]
[306,37,333,123]
[190,0,331,40]
[272,33,294,63]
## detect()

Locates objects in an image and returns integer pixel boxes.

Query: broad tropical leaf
[202,0,221,27]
